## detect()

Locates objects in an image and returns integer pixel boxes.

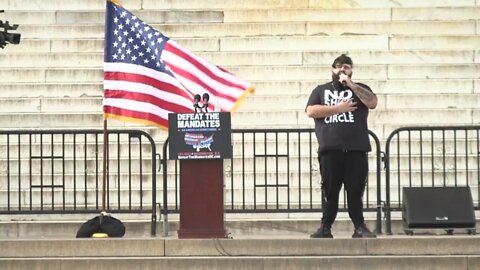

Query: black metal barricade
[0,129,158,236]
[160,128,383,235]
[384,126,480,234]
[9,125,477,237]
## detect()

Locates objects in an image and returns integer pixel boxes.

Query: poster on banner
[168,112,232,160]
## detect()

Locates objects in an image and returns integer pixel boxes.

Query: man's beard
[331,72,341,83]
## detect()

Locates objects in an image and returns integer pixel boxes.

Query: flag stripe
[161,54,238,103]
[104,107,168,128]
[104,89,191,113]
[163,43,248,106]
[103,80,192,109]
[164,41,248,90]
[104,98,169,121]
[104,62,190,96]
[104,71,192,102]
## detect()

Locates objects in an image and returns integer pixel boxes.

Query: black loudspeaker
[402,187,476,233]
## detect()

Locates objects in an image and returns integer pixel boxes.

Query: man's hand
[305,99,357,118]
[338,73,352,87]
[336,99,357,113]
[338,72,377,109]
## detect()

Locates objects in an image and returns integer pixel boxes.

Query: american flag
[103,0,254,128]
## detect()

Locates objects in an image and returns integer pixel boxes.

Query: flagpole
[102,118,108,212]
[72,0,126,238]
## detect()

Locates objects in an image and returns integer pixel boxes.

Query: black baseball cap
[332,54,353,68]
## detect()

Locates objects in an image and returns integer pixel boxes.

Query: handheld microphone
[193,94,201,112]
[338,71,349,86]
[202,93,210,112]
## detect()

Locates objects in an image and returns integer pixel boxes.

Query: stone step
[391,6,480,20]
[1,0,470,11]
[1,64,479,84]
[382,171,479,186]
[305,21,477,36]
[0,173,155,188]
[0,184,387,210]
[0,94,474,120]
[0,92,477,115]
[0,97,102,113]
[0,113,125,129]
[0,93,480,113]
[242,93,480,110]
[1,52,303,68]
[0,169,475,200]
[1,237,480,257]
[381,93,480,109]
[219,35,480,52]
[142,0,475,10]
[4,130,474,161]
[368,108,479,125]
[0,141,154,155]
[0,0,142,11]
[381,140,480,154]
[2,0,474,10]
[0,10,58,24]
[223,6,480,22]
[390,35,480,50]
[0,241,478,270]
[3,169,452,191]
[14,21,477,40]
[0,218,157,237]
[302,79,480,95]
[2,36,387,53]
[6,6,480,26]
[6,35,479,54]
[217,155,478,172]
[1,150,474,179]
[302,50,480,66]
[1,179,474,208]
[16,23,304,39]
[0,157,154,172]
[1,50,478,68]
[0,212,475,238]
[3,6,480,25]
[0,10,224,25]
[0,143,473,171]
[0,53,105,68]
[0,152,476,177]
[0,79,477,99]
[0,107,475,129]
[0,188,155,206]
[0,83,102,98]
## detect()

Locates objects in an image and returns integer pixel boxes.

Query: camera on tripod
[0,10,21,49]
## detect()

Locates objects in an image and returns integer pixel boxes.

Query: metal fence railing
[0,129,158,236]
[384,126,480,234]
[3,126,478,237]
[160,128,383,235]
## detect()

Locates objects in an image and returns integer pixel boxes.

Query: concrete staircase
[1,236,480,270]
[0,0,478,133]
[0,0,479,240]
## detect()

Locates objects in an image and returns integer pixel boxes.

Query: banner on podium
[168,112,232,160]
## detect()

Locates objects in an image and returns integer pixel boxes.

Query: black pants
[318,151,368,228]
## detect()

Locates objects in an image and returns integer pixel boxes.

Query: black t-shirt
[306,81,374,153]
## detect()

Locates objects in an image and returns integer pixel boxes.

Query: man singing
[305,54,377,238]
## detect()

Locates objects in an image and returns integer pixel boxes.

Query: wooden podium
[168,112,232,239]
[178,159,227,238]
